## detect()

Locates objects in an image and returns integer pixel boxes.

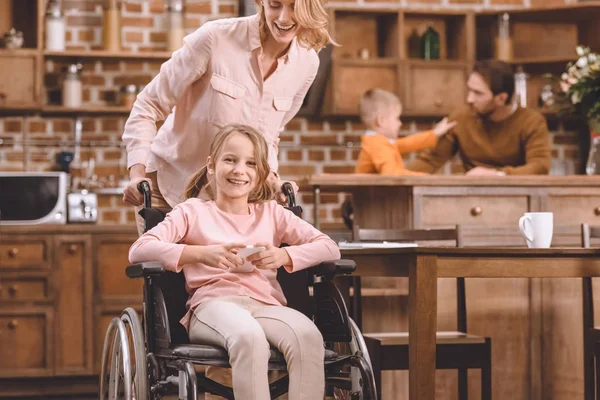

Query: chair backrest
[352,224,468,332]
[581,224,600,331]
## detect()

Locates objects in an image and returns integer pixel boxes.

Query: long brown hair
[184,124,274,202]
[255,0,335,52]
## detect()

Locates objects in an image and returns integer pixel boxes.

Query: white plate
[232,246,266,273]
[338,241,418,250]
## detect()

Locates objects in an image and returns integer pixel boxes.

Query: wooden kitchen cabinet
[0,52,40,107]
[0,225,138,398]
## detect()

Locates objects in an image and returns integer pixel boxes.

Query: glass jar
[103,0,121,51]
[62,63,83,108]
[46,0,65,51]
[120,84,138,109]
[420,24,440,60]
[166,0,185,52]
[495,13,513,61]
[514,65,527,108]
[586,118,600,175]
[408,28,420,59]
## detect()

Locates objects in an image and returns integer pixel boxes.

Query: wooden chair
[581,223,600,400]
[348,224,492,400]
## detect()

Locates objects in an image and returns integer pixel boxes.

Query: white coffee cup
[518,212,553,248]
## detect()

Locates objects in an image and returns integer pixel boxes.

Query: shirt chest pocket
[209,74,247,125]
[268,96,294,134]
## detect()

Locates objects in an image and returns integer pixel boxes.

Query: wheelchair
[99,181,377,399]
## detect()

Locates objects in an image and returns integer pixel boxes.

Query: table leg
[409,254,438,400]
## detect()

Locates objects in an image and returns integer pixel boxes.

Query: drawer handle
[595,207,600,216]
[68,244,78,254]
[8,247,19,258]
[8,285,18,297]
[8,320,18,329]
[470,206,483,216]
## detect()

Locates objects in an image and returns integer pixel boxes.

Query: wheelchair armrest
[126,262,165,278]
[314,259,356,278]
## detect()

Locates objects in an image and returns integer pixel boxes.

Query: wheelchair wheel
[328,318,376,400]
[99,308,148,400]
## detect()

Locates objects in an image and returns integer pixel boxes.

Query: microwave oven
[0,172,68,225]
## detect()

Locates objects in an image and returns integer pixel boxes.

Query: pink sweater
[129,199,340,329]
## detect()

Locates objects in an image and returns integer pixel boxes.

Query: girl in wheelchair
[129,124,341,400]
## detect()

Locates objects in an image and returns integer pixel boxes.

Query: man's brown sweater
[407,106,551,175]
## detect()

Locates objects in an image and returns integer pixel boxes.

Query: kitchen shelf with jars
[475,3,600,117]
[323,7,474,117]
[0,0,184,116]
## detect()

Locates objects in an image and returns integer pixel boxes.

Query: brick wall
[0,0,580,229]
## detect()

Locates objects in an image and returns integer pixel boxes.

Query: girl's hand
[196,243,245,270]
[248,243,292,270]
[432,117,458,137]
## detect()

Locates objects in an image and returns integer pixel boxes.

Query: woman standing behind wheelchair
[129,124,340,400]
[121,0,333,232]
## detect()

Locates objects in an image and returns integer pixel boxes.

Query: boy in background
[355,89,456,175]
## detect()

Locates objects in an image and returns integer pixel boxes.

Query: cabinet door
[0,308,53,377]
[403,61,467,115]
[53,236,93,374]
[0,235,50,269]
[95,234,143,301]
[0,53,38,106]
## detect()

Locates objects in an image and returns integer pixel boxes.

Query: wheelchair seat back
[137,187,313,347]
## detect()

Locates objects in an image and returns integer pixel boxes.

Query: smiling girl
[129,124,340,399]
[122,0,334,228]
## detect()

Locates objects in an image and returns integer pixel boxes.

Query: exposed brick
[102,61,122,72]
[186,17,204,29]
[4,120,22,132]
[30,151,51,162]
[28,120,47,133]
[285,119,303,131]
[52,119,72,133]
[219,4,236,14]
[63,0,98,12]
[82,76,106,85]
[309,150,325,161]
[83,88,91,102]
[330,149,348,161]
[82,119,96,133]
[6,151,24,162]
[126,208,137,223]
[139,45,168,52]
[78,29,96,42]
[278,165,316,176]
[125,31,144,43]
[328,121,347,132]
[103,150,123,160]
[102,118,121,132]
[187,2,212,13]
[121,17,155,28]
[490,0,523,3]
[124,61,145,71]
[124,2,143,12]
[94,165,122,178]
[300,135,339,146]
[97,195,114,208]
[149,0,166,13]
[323,165,355,174]
[286,150,303,161]
[66,16,102,27]
[321,193,340,204]
[100,210,122,224]
[553,135,579,145]
[150,32,167,43]
[307,121,325,131]
[114,75,154,86]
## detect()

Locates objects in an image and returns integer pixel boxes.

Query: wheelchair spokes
[100,308,148,400]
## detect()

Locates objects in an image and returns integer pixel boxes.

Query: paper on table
[338,241,418,250]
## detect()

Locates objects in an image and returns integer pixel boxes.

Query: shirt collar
[365,129,395,144]
[248,13,298,65]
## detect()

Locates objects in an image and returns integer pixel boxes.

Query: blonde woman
[122,0,333,228]
[129,124,340,399]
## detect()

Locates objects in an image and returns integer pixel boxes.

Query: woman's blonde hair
[255,0,334,51]
[184,124,274,202]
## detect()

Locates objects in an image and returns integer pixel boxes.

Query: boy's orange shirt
[355,130,437,175]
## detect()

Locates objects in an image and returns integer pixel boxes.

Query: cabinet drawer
[418,195,529,227]
[403,62,467,115]
[546,196,600,226]
[0,310,52,376]
[0,240,49,269]
[0,275,49,301]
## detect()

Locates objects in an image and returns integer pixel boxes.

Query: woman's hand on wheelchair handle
[196,243,246,270]
[248,243,291,270]
[123,164,152,206]
[268,172,298,205]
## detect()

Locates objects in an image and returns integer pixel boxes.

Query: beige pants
[189,296,325,400]
[134,172,236,398]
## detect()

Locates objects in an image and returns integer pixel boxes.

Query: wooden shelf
[41,105,131,115]
[0,48,40,57]
[0,104,41,113]
[507,56,574,65]
[43,50,172,60]
[334,57,398,67]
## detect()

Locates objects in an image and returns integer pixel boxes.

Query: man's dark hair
[472,60,515,105]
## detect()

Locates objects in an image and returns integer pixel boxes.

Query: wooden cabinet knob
[8,247,19,258]
[470,206,483,216]
[595,207,600,216]
[68,244,78,254]
[434,98,443,107]
[8,285,18,297]
[8,320,18,329]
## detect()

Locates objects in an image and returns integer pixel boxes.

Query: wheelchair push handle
[281,182,296,208]
[137,180,152,209]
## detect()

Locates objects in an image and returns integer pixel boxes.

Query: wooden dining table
[340,246,600,400]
